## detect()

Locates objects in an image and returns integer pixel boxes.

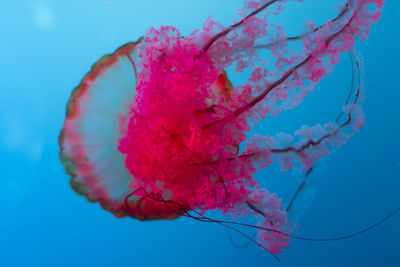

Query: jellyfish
[59,0,387,259]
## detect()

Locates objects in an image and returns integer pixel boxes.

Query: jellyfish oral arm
[201,0,380,130]
[244,49,362,172]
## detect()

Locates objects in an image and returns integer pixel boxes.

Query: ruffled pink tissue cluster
[115,0,384,254]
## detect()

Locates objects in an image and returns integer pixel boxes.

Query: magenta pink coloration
[59,0,384,257]
[118,0,383,254]
[119,26,255,213]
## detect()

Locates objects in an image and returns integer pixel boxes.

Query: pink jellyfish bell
[59,0,386,259]
[58,39,238,221]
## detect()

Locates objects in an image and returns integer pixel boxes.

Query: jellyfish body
[59,0,384,255]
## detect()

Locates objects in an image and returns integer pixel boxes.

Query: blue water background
[0,1,398,266]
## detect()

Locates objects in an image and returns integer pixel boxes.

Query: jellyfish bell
[59,41,140,218]
[58,38,239,221]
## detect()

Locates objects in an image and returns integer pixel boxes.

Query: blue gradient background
[0,1,398,266]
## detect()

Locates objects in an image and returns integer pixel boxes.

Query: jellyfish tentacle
[246,201,266,217]
[202,0,280,53]
[226,227,254,249]
[191,208,400,242]
[336,49,361,123]
[138,187,399,254]
[141,189,281,261]
[254,2,351,50]
[285,168,312,212]
[158,190,399,243]
[286,49,361,212]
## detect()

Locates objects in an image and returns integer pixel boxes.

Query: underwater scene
[0,0,399,266]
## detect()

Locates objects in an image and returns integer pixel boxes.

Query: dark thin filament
[201,0,280,52]
[192,207,400,242]
[226,227,254,249]
[254,2,350,50]
[125,187,399,261]
[125,188,280,261]
[286,49,361,212]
